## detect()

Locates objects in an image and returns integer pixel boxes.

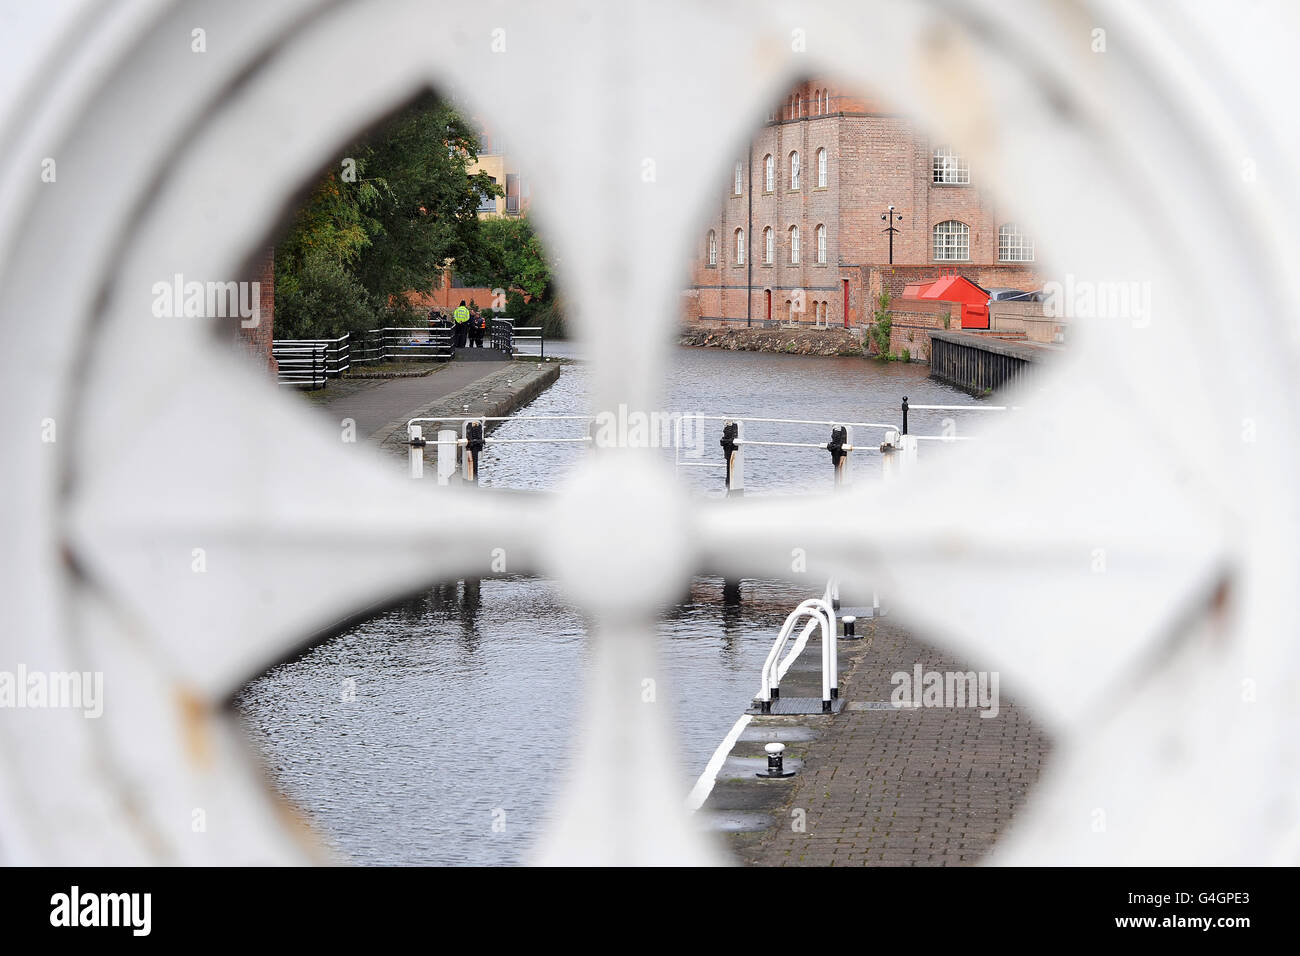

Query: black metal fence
[275,318,544,388]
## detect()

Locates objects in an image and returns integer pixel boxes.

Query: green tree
[273,92,501,338]
[457,215,554,300]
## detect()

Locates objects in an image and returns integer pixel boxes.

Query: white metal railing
[755,580,838,712]
[401,401,1007,487]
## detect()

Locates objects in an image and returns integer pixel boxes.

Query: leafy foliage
[870,290,894,358]
[273,93,501,338]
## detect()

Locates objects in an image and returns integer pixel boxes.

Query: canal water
[235,347,977,865]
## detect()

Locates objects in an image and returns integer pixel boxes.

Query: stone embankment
[372,361,561,456]
[679,326,864,357]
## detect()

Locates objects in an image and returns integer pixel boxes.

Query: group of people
[429,299,489,349]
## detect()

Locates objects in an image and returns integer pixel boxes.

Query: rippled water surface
[236,347,977,864]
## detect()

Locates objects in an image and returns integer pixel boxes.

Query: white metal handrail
[756,582,838,711]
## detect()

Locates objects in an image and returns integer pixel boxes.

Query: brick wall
[236,246,276,373]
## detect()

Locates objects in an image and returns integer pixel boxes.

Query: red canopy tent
[901,274,991,330]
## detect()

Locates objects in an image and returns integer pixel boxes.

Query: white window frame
[764,226,773,264]
[933,220,970,261]
[816,224,827,264]
[764,154,774,192]
[932,145,970,185]
[734,161,743,196]
[707,229,717,266]
[817,147,827,188]
[790,151,800,190]
[735,228,745,265]
[790,225,800,264]
[998,223,1035,262]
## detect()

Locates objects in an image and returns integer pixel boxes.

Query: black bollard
[755,742,795,778]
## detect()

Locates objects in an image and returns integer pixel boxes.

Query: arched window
[816,224,827,264]
[790,225,801,264]
[789,151,800,190]
[735,228,746,265]
[764,154,774,192]
[794,94,801,117]
[786,299,795,322]
[733,161,743,196]
[932,145,970,184]
[707,229,717,266]
[813,89,821,115]
[998,223,1035,262]
[764,226,774,264]
[933,220,970,261]
[817,148,827,188]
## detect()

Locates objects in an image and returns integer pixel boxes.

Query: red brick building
[684,80,1043,330]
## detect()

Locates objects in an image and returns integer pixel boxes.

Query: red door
[765,289,772,321]
[842,279,850,327]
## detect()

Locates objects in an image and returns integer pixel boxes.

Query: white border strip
[684,713,752,812]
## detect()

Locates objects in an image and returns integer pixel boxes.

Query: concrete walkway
[321,361,510,439]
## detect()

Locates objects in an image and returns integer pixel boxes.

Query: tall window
[816,224,827,264]
[933,220,970,261]
[998,223,1035,262]
[735,228,745,265]
[789,151,800,190]
[764,227,773,264]
[707,230,717,266]
[794,94,801,117]
[734,162,743,196]
[764,154,774,192]
[813,89,821,115]
[932,145,970,184]
[790,225,801,264]
[817,148,827,187]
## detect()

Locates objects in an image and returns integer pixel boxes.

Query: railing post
[881,428,900,481]
[901,395,909,435]
[436,428,458,486]
[407,424,425,479]
[462,419,484,484]
[900,433,919,473]
[828,424,851,487]
[721,420,744,495]
[821,607,834,713]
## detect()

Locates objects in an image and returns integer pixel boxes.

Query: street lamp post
[881,205,903,265]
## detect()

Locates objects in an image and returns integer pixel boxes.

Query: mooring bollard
[756,742,795,779]
[843,614,857,640]
[901,395,909,435]
[407,424,425,480]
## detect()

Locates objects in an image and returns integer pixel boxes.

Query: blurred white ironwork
[0,0,1297,866]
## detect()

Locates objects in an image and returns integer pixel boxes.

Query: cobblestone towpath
[704,613,1053,866]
